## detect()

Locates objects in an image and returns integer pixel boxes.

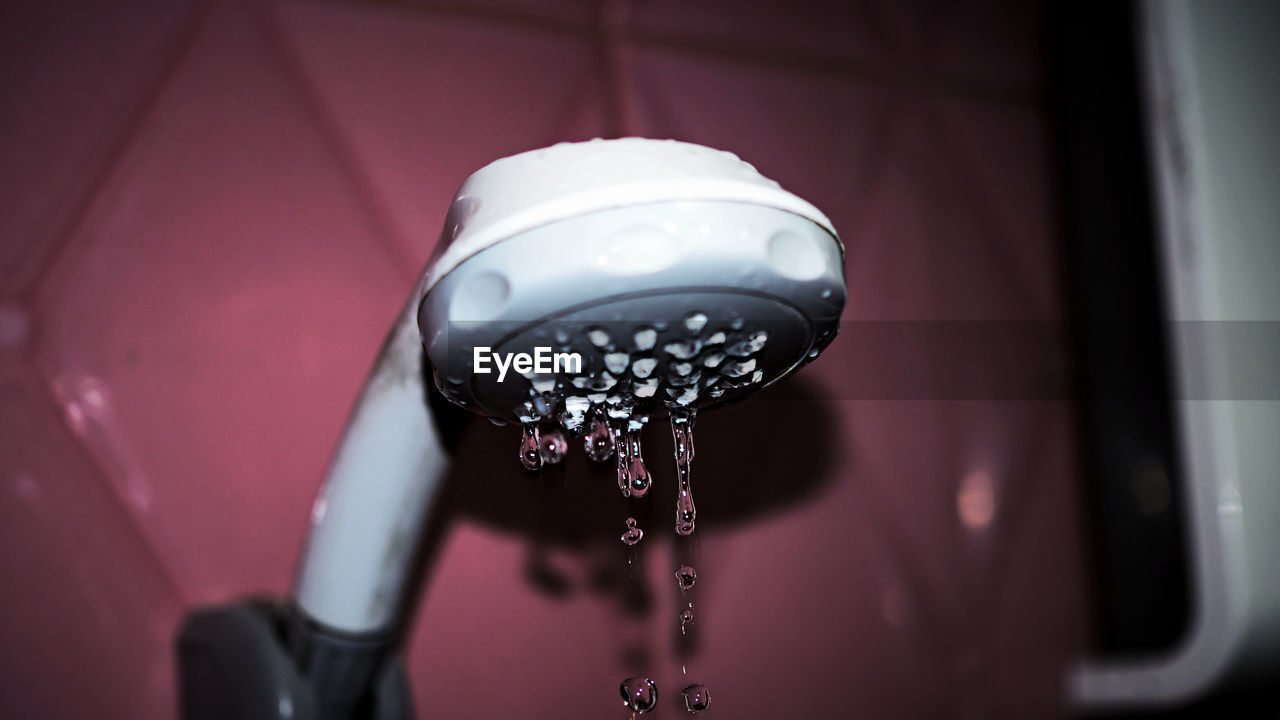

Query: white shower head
[417,138,845,429]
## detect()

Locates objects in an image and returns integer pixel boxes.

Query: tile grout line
[16,1,218,306]
[13,1,221,608]
[258,1,423,281]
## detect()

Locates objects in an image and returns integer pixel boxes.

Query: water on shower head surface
[417,138,845,714]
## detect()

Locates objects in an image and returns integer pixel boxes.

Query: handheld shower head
[417,138,845,430]
[181,139,846,720]
[186,139,848,720]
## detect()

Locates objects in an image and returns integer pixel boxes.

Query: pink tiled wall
[0,1,1088,718]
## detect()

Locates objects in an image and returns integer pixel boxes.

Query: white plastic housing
[418,138,846,423]
[293,137,845,635]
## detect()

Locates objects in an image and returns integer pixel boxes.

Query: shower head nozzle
[417,138,845,429]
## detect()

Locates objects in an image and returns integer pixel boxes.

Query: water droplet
[730,317,744,330]
[554,327,570,344]
[531,394,550,416]
[615,423,632,495]
[608,398,637,422]
[539,428,567,464]
[620,677,657,714]
[589,372,617,391]
[519,424,542,471]
[750,369,764,383]
[675,565,697,591]
[571,375,591,389]
[705,330,726,345]
[604,352,630,375]
[562,396,590,430]
[701,351,725,368]
[721,358,756,378]
[584,414,614,462]
[587,327,610,348]
[671,408,697,535]
[632,357,658,379]
[628,457,650,497]
[633,327,657,351]
[664,340,700,360]
[679,605,694,633]
[681,683,711,713]
[620,517,644,546]
[670,386,698,406]
[672,361,694,377]
[684,312,708,333]
[633,378,659,398]
[622,430,651,498]
[517,401,537,423]
[726,330,768,357]
[530,374,556,393]
[668,369,701,388]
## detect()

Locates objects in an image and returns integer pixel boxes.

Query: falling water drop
[584,412,614,462]
[683,312,708,333]
[623,430,651,498]
[519,424,542,471]
[539,427,567,465]
[620,677,658,714]
[681,684,711,713]
[675,565,697,591]
[671,407,697,535]
[620,517,644,546]
[614,424,634,497]
[679,605,694,634]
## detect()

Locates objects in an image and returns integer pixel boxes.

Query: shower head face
[417,139,845,428]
